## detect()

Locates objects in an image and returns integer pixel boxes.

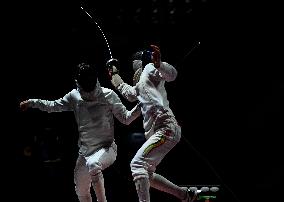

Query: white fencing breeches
[74,142,117,202]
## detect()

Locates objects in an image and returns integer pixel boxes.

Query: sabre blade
[80,6,113,59]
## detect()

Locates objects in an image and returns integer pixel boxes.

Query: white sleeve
[117,82,138,102]
[28,92,73,113]
[109,90,141,125]
[156,62,177,82]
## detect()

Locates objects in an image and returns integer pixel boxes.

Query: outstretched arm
[116,83,138,102]
[19,92,73,113]
[107,58,138,102]
[108,90,141,125]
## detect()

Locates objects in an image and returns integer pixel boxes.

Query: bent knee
[130,160,149,181]
[90,171,103,183]
[87,161,102,174]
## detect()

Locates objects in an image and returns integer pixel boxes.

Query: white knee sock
[135,177,151,202]
[91,172,107,202]
[78,195,92,202]
[149,173,187,200]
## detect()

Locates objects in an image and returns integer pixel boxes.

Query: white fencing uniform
[27,80,141,202]
[117,62,189,202]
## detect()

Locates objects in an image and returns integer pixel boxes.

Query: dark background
[5,0,283,201]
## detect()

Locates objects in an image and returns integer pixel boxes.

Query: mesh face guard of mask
[75,63,98,92]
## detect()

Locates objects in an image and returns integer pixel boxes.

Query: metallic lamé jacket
[28,81,141,157]
[117,62,178,139]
